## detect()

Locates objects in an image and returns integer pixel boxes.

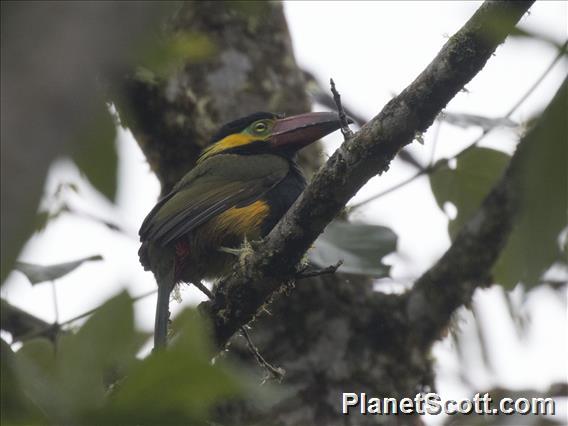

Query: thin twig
[540,280,568,290]
[348,168,430,211]
[304,70,424,171]
[13,275,282,384]
[303,70,367,127]
[348,42,566,212]
[504,40,567,117]
[296,260,343,280]
[330,78,353,139]
[50,280,60,324]
[14,288,157,342]
[407,77,567,348]
[66,204,137,239]
[195,281,285,380]
[428,120,443,167]
[240,325,285,382]
[193,281,213,299]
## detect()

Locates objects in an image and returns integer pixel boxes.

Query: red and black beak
[270,112,353,150]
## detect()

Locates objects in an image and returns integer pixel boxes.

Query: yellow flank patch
[199,133,257,162]
[213,200,270,239]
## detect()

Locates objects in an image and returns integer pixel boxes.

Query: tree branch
[349,39,568,211]
[202,0,535,348]
[406,76,567,349]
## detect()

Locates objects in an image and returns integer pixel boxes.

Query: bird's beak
[270,111,353,150]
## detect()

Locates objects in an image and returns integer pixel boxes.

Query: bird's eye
[253,122,268,133]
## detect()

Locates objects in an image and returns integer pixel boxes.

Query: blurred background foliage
[2,2,172,283]
[1,1,566,425]
[3,293,252,425]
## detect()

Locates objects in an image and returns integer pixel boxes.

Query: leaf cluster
[430,83,567,290]
[1,293,246,425]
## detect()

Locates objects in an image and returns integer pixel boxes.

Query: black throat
[260,160,306,236]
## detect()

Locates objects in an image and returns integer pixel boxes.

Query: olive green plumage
[139,153,290,282]
[139,111,346,349]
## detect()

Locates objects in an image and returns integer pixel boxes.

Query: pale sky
[2,2,567,423]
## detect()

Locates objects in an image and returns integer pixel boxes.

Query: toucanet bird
[139,111,348,349]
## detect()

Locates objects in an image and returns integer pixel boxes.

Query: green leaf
[56,292,144,421]
[7,294,250,425]
[430,148,510,240]
[104,308,242,425]
[63,291,145,375]
[1,338,46,424]
[10,292,144,424]
[494,86,568,290]
[310,220,397,277]
[14,338,56,373]
[15,255,103,285]
[0,2,172,286]
[72,102,118,202]
[11,338,60,423]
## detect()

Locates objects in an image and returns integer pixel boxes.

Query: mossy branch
[202,0,535,348]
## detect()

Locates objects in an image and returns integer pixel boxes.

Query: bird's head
[198,111,350,162]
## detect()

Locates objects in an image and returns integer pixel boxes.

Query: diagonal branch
[406,76,567,349]
[202,0,535,347]
[349,39,567,211]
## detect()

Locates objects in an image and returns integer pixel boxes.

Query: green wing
[139,154,289,247]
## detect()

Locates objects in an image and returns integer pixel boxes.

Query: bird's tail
[154,282,171,349]
[154,267,175,350]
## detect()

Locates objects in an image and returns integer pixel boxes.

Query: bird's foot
[219,237,255,272]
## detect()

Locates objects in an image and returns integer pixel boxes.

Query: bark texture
[112,2,535,425]
[115,1,320,195]
[202,0,533,351]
